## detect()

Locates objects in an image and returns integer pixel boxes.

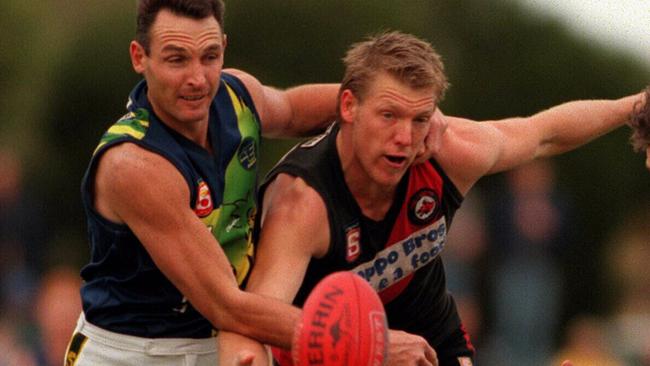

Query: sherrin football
[292,271,388,366]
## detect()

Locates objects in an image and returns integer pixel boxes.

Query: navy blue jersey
[80,72,261,338]
[259,123,473,355]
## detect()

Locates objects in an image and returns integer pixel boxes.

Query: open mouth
[385,155,407,165]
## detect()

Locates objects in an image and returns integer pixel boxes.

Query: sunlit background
[1,1,649,365]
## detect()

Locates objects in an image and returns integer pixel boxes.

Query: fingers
[413,108,448,165]
[561,360,573,366]
[423,344,438,366]
[387,330,439,366]
[428,108,447,153]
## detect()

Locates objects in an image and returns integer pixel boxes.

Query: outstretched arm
[94,144,301,348]
[224,68,340,138]
[436,92,644,194]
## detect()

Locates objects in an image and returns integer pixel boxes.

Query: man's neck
[351,183,395,221]
[336,132,396,221]
[148,95,211,151]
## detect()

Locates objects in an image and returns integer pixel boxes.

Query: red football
[292,271,388,366]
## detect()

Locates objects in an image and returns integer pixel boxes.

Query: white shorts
[65,313,218,366]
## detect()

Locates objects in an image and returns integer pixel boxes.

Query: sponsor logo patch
[353,217,447,292]
[194,180,213,217]
[407,188,439,225]
[238,137,257,170]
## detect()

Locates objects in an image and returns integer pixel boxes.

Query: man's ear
[130,40,146,74]
[339,89,358,124]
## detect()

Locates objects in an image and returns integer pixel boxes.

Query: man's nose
[394,120,413,146]
[187,62,207,87]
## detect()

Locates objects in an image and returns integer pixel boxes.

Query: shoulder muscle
[261,173,330,258]
[94,142,189,224]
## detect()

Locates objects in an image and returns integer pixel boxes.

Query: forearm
[158,267,300,348]
[165,231,302,348]
[144,226,301,348]
[214,290,301,349]
[537,92,643,157]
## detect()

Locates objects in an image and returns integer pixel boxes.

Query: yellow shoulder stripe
[225,84,244,117]
[106,125,145,140]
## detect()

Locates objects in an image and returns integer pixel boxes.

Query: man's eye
[203,54,221,63]
[167,57,184,64]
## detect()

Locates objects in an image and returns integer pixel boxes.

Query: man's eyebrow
[160,45,188,54]
[159,44,223,54]
[203,44,223,53]
[382,100,434,114]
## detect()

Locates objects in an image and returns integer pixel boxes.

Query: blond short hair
[339,31,449,109]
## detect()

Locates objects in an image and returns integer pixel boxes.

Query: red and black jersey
[259,123,472,353]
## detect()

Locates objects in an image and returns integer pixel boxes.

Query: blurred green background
[1,0,649,363]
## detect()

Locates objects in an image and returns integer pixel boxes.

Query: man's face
[341,72,434,188]
[130,9,225,132]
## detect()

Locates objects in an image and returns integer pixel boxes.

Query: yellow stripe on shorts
[65,332,88,366]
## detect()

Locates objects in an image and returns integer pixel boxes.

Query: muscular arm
[94,143,300,348]
[436,92,644,194]
[224,68,339,138]
[218,173,330,364]
[249,174,331,295]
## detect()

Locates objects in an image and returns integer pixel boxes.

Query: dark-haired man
[63,0,342,364]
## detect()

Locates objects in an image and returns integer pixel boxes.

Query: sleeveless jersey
[259,123,465,347]
[80,72,261,338]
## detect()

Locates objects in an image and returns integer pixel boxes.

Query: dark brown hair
[135,0,225,54]
[628,87,650,152]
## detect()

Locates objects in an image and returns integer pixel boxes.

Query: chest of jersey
[336,163,452,303]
